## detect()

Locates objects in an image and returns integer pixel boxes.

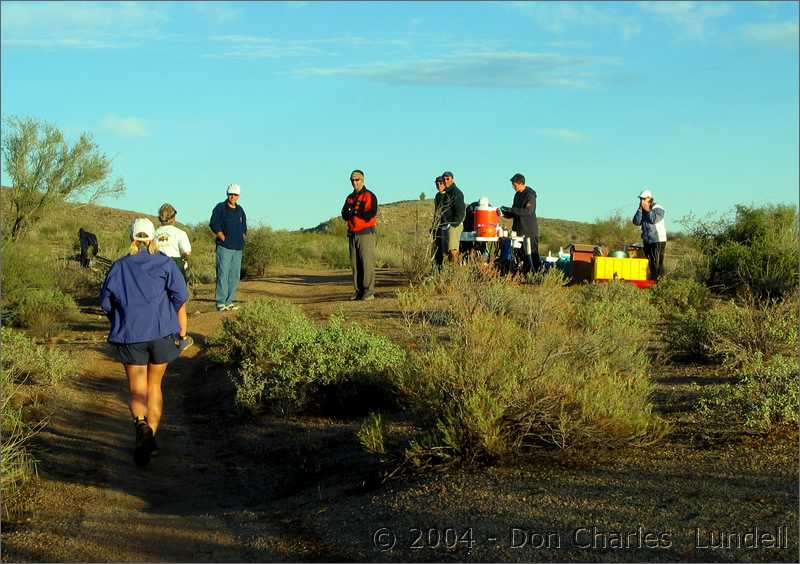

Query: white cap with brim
[639,189,653,199]
[227,183,241,195]
[130,217,155,241]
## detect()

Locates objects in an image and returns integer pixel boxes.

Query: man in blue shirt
[209,184,247,311]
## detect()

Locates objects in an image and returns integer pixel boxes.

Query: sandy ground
[2,267,798,563]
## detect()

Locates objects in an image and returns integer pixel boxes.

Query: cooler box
[593,256,649,281]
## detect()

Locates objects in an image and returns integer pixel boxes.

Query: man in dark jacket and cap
[500,173,540,274]
[439,170,466,263]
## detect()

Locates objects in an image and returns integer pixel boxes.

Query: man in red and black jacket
[341,169,378,301]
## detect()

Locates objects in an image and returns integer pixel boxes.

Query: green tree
[419,191,426,201]
[1,116,125,241]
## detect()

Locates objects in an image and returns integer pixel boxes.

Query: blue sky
[1,1,798,231]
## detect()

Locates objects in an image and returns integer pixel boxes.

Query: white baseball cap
[130,217,155,241]
[639,189,653,199]
[227,183,241,195]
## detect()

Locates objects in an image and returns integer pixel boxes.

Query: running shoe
[134,421,154,467]
[177,335,194,353]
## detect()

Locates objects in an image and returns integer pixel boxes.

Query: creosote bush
[393,261,666,466]
[687,204,798,299]
[1,243,79,336]
[1,327,76,517]
[207,297,404,414]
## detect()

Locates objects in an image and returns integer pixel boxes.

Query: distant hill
[307,199,594,251]
[1,189,594,255]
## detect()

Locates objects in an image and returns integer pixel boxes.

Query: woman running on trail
[100,218,192,467]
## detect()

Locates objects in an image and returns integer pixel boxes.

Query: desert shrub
[393,263,666,465]
[1,243,58,301]
[664,310,716,360]
[1,327,76,386]
[357,412,387,455]
[589,211,641,251]
[693,293,798,430]
[13,289,79,336]
[241,226,278,277]
[186,251,216,285]
[687,204,798,299]
[665,290,797,364]
[526,267,570,289]
[705,294,797,369]
[650,277,712,316]
[1,371,37,519]
[699,355,799,430]
[207,297,404,414]
[1,327,76,517]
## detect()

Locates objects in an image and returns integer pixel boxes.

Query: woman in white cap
[632,189,667,280]
[100,218,192,467]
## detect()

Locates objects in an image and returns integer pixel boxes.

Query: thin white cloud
[205,34,410,59]
[740,21,799,48]
[536,128,588,143]
[1,1,169,49]
[294,51,618,89]
[102,116,150,138]
[638,1,731,39]
[2,37,123,50]
[206,36,326,59]
[510,2,642,41]
[189,3,240,24]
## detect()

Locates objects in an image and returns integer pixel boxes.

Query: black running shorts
[114,335,179,365]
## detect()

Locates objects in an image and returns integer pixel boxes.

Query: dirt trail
[3,267,798,562]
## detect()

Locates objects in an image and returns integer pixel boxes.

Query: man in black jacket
[78,228,99,268]
[439,171,466,263]
[501,173,541,274]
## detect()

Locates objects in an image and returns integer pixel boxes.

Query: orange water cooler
[474,198,499,241]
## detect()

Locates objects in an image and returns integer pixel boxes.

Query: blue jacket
[209,202,247,250]
[632,204,667,244]
[100,251,188,344]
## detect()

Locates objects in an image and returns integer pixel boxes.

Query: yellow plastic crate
[592,256,649,281]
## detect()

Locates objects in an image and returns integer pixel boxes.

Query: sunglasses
[350,178,363,182]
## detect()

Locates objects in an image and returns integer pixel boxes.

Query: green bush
[12,289,79,336]
[207,297,404,414]
[688,204,798,299]
[705,295,798,369]
[650,277,712,316]
[0,373,36,519]
[241,226,278,277]
[357,412,387,455]
[1,327,76,386]
[664,310,716,360]
[1,327,76,517]
[2,243,81,335]
[589,211,641,251]
[1,242,58,300]
[393,263,666,465]
[699,354,799,430]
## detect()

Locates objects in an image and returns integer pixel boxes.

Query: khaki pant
[348,232,376,297]
[447,223,463,252]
